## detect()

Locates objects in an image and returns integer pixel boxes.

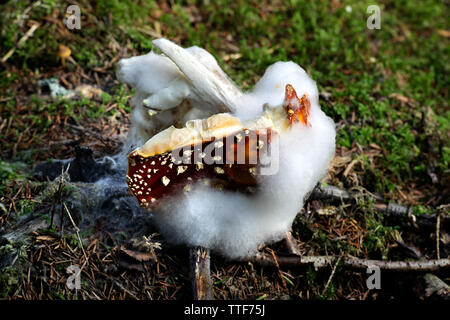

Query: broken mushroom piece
[284,84,311,127]
[127,85,309,209]
[116,38,245,151]
[152,38,244,114]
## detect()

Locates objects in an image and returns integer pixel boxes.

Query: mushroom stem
[189,246,213,300]
[284,230,301,256]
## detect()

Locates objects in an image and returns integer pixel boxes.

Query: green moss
[320,281,336,300]
[0,243,29,298]
[0,160,29,194]
[363,212,400,259]
[412,205,433,216]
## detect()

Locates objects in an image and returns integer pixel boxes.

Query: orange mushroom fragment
[57,44,71,67]
[283,84,311,127]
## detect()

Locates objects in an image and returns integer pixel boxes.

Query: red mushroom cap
[127,128,276,208]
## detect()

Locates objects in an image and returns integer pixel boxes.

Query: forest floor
[0,0,448,299]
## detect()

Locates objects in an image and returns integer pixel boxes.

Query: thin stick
[424,273,450,298]
[284,231,301,256]
[49,166,65,228]
[321,255,341,296]
[189,246,213,300]
[310,185,449,230]
[1,23,40,63]
[58,164,70,236]
[436,212,441,259]
[59,195,64,236]
[249,252,450,273]
[63,202,89,266]
[267,248,286,288]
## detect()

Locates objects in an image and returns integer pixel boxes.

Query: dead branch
[310,184,354,202]
[1,23,40,63]
[189,246,213,300]
[63,202,89,265]
[436,212,441,259]
[322,255,341,296]
[284,231,301,256]
[310,185,450,230]
[249,252,450,273]
[423,273,450,298]
[49,165,66,228]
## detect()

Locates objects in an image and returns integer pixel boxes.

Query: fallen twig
[284,231,301,256]
[1,23,40,63]
[436,212,441,259]
[322,255,342,296]
[249,252,450,273]
[49,165,67,228]
[267,248,287,288]
[310,184,450,230]
[310,184,354,202]
[423,273,450,299]
[63,202,89,266]
[189,246,213,300]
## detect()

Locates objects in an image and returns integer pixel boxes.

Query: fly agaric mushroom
[57,44,71,67]
[119,39,336,259]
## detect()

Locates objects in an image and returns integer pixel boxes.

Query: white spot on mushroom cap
[161,176,170,186]
[214,167,225,174]
[177,165,188,175]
